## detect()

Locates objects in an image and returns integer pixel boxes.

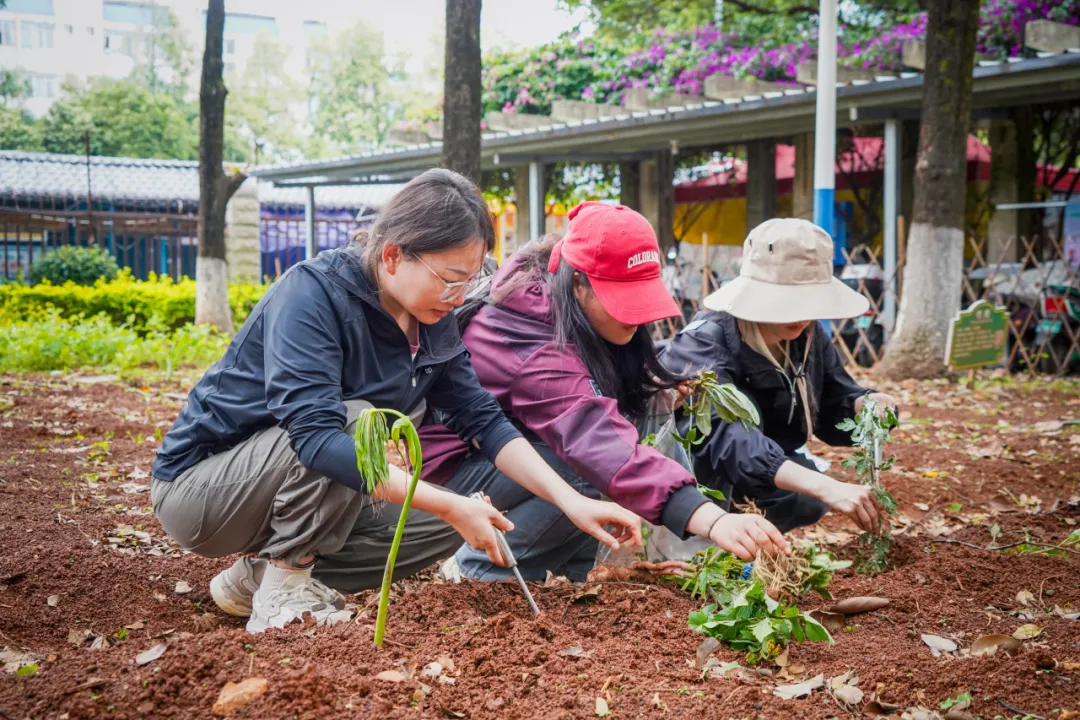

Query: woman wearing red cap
[419,202,789,582]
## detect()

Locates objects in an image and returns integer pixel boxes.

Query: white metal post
[883,119,899,336]
[304,185,316,261]
[528,161,543,240]
[813,0,838,245]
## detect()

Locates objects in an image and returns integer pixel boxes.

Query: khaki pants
[151,400,463,592]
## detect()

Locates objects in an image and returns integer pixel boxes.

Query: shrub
[0,309,230,377]
[28,246,120,286]
[0,271,266,333]
[0,311,136,372]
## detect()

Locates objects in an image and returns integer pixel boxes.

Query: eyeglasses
[413,255,483,303]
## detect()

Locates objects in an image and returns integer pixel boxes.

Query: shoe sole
[210,571,254,617]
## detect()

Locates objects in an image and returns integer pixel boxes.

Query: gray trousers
[151,400,463,593]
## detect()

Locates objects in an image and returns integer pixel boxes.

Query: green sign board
[946,300,1010,370]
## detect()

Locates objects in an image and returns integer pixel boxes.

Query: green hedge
[0,271,267,332]
[28,245,120,286]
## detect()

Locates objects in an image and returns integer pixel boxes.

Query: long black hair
[494,235,684,418]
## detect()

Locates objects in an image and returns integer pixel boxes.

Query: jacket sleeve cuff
[660,484,710,540]
[476,419,523,464]
[763,449,788,490]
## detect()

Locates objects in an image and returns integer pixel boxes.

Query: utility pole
[813,0,838,250]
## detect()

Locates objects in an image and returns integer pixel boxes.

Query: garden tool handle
[468,491,517,568]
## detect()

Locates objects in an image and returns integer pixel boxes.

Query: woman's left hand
[560,496,643,551]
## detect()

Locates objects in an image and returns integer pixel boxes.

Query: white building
[0,0,335,117]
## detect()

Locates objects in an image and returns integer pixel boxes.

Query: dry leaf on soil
[809,610,846,632]
[834,685,864,705]
[558,644,593,659]
[773,673,825,700]
[1012,624,1041,640]
[828,597,890,615]
[420,662,443,680]
[1015,590,1035,607]
[921,634,958,656]
[174,581,192,595]
[375,670,409,682]
[0,648,39,674]
[969,634,1021,656]
[943,711,976,720]
[695,637,721,669]
[133,643,167,666]
[572,584,602,602]
[212,677,268,715]
[864,700,901,717]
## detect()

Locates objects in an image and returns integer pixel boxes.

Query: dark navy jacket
[152,247,522,492]
[661,311,866,495]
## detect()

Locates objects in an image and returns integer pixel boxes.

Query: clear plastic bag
[595,393,715,567]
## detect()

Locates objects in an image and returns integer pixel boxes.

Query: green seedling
[836,397,899,574]
[670,545,841,664]
[688,580,832,664]
[354,408,422,648]
[675,371,760,451]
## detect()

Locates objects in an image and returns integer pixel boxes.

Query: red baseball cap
[548,201,680,326]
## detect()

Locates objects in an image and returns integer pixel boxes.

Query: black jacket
[152,247,521,491]
[660,311,866,495]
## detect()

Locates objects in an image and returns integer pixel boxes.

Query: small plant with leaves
[669,544,840,664]
[836,396,899,574]
[353,408,423,647]
[688,579,833,665]
[676,371,760,451]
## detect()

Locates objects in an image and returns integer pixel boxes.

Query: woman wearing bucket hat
[662,218,898,535]
[419,202,790,582]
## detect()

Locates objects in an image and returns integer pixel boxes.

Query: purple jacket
[419,255,708,536]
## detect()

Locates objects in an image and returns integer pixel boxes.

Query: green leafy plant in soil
[353,408,422,647]
[687,577,833,665]
[671,544,840,664]
[836,397,899,574]
[678,370,760,450]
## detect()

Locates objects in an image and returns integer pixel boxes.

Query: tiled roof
[0,151,403,210]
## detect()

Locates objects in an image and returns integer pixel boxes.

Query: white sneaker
[211,557,346,618]
[245,570,354,634]
[210,557,265,617]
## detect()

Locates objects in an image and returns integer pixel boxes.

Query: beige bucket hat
[702,218,870,323]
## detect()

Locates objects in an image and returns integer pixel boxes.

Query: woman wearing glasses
[150,170,642,633]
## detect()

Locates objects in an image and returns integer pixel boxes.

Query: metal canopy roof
[252,51,1080,188]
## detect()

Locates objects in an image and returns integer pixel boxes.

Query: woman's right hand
[815,479,882,533]
[440,495,516,567]
[709,513,790,561]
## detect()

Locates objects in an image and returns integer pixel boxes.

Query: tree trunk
[441,0,482,182]
[877,0,979,380]
[197,0,245,333]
